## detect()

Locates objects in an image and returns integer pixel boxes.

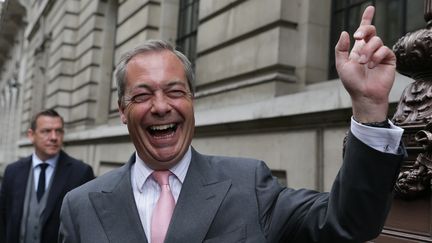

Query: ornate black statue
[392,0,432,199]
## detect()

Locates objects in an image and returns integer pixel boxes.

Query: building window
[328,0,425,79]
[176,0,199,70]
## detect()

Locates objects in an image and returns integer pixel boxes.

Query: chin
[155,155,178,163]
[150,153,181,166]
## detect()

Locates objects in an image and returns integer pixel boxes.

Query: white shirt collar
[134,147,192,193]
[32,152,59,169]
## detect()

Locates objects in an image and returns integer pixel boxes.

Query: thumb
[335,31,350,68]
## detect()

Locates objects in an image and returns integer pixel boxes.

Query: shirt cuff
[350,117,404,154]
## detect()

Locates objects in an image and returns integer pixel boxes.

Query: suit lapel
[42,151,71,224]
[165,149,232,243]
[89,156,147,243]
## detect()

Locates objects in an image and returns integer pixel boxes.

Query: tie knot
[152,170,171,186]
[39,163,49,171]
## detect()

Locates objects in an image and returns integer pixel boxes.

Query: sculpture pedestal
[375,197,432,242]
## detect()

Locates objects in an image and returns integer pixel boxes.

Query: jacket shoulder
[68,163,128,195]
[59,150,92,168]
[4,155,31,171]
[196,151,262,169]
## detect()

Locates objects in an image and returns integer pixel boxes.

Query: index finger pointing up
[360,6,375,26]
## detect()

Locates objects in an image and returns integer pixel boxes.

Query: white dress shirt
[32,153,59,191]
[131,147,191,242]
[350,117,404,154]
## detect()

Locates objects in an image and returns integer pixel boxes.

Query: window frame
[176,0,200,71]
[328,0,425,79]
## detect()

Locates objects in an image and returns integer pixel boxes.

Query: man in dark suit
[0,109,95,243]
[59,6,404,243]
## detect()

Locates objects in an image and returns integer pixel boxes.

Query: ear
[27,128,35,143]
[118,100,127,124]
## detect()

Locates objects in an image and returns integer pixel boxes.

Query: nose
[48,130,59,141]
[150,92,172,116]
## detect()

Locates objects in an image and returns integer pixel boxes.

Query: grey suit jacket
[59,133,404,243]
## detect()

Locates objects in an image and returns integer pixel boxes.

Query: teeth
[149,124,176,131]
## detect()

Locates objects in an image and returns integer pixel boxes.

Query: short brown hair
[30,109,64,130]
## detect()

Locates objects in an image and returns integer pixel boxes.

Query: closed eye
[167,90,187,98]
[131,93,152,103]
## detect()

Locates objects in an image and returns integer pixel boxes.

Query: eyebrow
[166,81,187,88]
[131,83,151,90]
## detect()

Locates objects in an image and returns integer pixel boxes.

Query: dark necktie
[37,163,49,202]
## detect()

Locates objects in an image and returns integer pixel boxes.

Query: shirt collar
[134,147,192,192]
[32,152,59,169]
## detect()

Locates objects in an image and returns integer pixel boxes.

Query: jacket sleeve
[259,132,403,242]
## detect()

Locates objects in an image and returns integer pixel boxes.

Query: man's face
[28,116,64,161]
[118,50,195,170]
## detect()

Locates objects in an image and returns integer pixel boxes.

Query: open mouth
[147,123,178,138]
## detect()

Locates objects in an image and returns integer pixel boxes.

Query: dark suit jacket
[59,133,403,243]
[0,150,95,243]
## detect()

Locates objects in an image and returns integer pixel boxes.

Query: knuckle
[373,36,383,44]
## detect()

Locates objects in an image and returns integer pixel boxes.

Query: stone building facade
[0,0,421,191]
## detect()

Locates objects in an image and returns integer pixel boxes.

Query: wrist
[353,117,391,128]
[351,97,389,123]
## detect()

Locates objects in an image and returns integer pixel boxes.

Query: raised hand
[335,6,396,123]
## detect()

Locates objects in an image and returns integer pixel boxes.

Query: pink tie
[151,171,175,243]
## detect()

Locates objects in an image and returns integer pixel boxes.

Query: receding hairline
[123,50,191,90]
[115,40,195,107]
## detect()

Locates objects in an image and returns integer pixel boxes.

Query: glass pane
[193,1,199,29]
[374,0,399,46]
[185,6,193,34]
[329,10,344,79]
[190,36,197,59]
[179,0,187,10]
[328,0,372,79]
[347,2,371,30]
[350,0,371,5]
[387,1,402,46]
[334,0,345,10]
[406,0,426,32]
[178,12,185,34]
[176,0,199,70]
[347,5,362,33]
[334,12,345,31]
